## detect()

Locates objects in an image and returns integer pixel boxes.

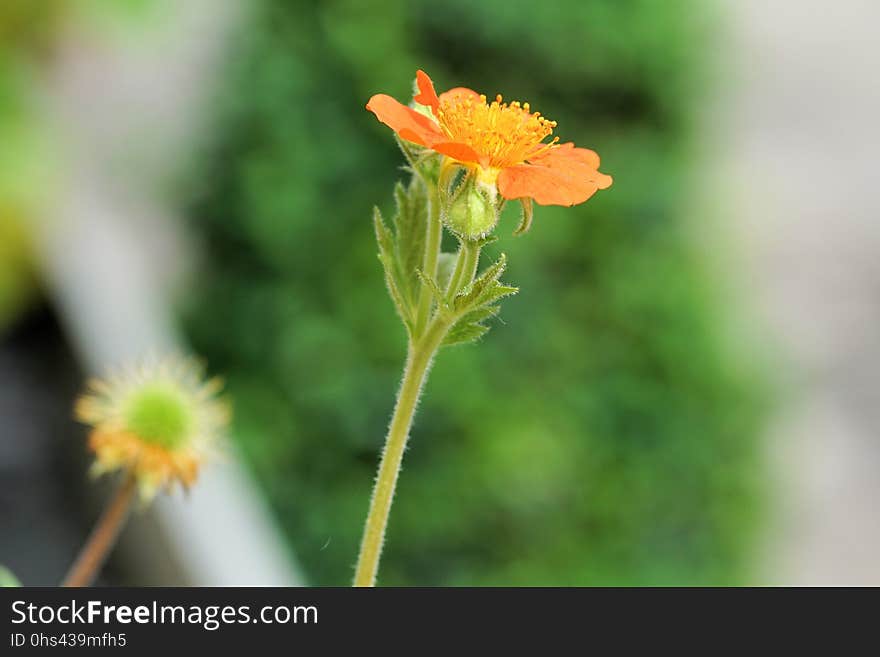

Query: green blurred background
[1,0,770,585]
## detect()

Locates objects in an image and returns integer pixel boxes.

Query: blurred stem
[354,316,450,587]
[415,183,442,336]
[62,471,137,587]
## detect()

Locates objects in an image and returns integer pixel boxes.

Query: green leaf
[459,304,502,325]
[454,253,513,312]
[372,175,434,335]
[443,304,502,346]
[442,250,518,346]
[373,206,394,256]
[443,321,490,346]
[374,207,413,329]
[392,177,428,308]
[474,283,519,308]
[0,565,20,587]
[416,269,447,312]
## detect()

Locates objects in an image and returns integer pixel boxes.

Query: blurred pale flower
[75,356,229,499]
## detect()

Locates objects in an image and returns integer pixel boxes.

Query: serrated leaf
[394,135,420,170]
[443,321,490,346]
[474,283,518,308]
[373,206,394,256]
[442,305,504,347]
[381,253,413,329]
[416,269,447,311]
[393,177,428,307]
[442,251,517,346]
[454,253,509,311]
[374,207,414,330]
[460,304,501,325]
[475,251,507,283]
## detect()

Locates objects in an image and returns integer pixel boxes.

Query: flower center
[436,93,558,168]
[124,384,193,450]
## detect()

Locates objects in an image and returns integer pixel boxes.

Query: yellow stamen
[435,91,559,168]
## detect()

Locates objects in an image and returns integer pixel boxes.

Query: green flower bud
[445,178,499,240]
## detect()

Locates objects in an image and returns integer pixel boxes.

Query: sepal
[513,197,533,236]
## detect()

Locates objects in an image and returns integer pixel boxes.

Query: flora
[61,356,229,587]
[4,70,609,589]
[355,70,611,586]
[76,357,229,500]
[368,71,612,213]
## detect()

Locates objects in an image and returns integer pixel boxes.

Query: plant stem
[62,471,137,587]
[355,228,483,586]
[414,184,442,336]
[445,239,481,300]
[354,317,450,586]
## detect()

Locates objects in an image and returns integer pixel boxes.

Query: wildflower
[358,70,613,585]
[366,70,612,208]
[75,357,229,499]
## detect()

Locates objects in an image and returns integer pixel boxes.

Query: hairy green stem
[355,176,485,586]
[445,239,481,300]
[354,317,450,586]
[414,185,442,336]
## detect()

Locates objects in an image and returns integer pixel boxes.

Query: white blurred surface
[717,1,880,584]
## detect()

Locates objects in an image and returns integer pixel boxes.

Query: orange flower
[366,70,612,206]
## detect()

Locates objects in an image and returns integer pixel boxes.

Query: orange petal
[413,70,440,112]
[497,145,612,206]
[530,142,603,169]
[366,93,445,147]
[438,86,482,105]
[431,141,483,165]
